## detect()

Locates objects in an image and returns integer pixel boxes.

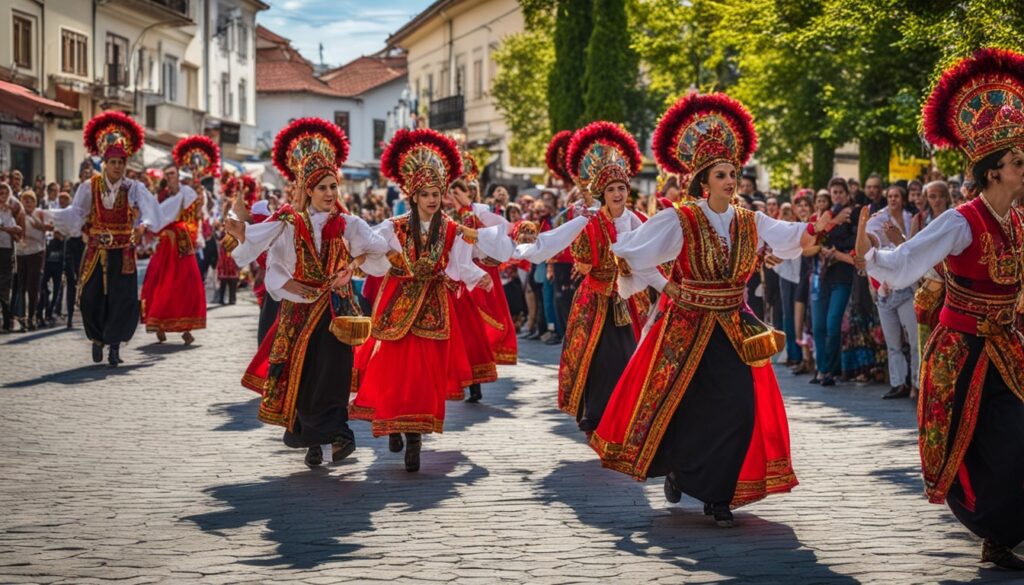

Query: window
[238,79,247,122]
[106,33,129,86]
[237,21,248,62]
[163,56,178,102]
[426,73,433,100]
[221,73,232,117]
[13,14,32,69]
[456,65,465,96]
[61,30,88,76]
[473,60,483,99]
[334,111,350,138]
[373,119,385,159]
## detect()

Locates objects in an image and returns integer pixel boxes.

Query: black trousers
[0,248,14,329]
[552,262,574,337]
[14,252,43,321]
[945,336,1024,548]
[257,296,280,347]
[648,325,756,505]
[578,301,636,432]
[64,237,84,322]
[80,249,139,345]
[39,260,64,320]
[282,310,355,448]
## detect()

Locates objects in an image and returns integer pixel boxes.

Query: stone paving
[0,299,1021,584]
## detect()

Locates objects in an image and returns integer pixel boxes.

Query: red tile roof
[256,24,290,45]
[321,54,407,97]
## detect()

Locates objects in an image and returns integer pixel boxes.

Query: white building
[254,26,407,181]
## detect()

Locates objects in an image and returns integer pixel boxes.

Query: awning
[0,80,76,124]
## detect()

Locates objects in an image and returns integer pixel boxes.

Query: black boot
[663,472,682,504]
[404,433,422,472]
[982,538,1024,570]
[465,383,482,403]
[388,433,404,453]
[92,342,104,363]
[228,280,237,305]
[882,385,910,399]
[107,344,122,368]
[331,437,356,463]
[304,446,323,468]
[709,502,734,527]
[216,281,227,305]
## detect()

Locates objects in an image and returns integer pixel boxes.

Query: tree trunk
[858,135,891,184]
[811,138,834,190]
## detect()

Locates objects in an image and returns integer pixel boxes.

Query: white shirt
[0,203,17,249]
[611,202,808,296]
[372,215,495,291]
[18,210,47,256]
[865,207,914,249]
[233,210,389,304]
[46,176,170,236]
[465,202,514,262]
[865,209,973,290]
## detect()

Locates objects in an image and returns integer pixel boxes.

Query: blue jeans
[779,278,801,363]
[535,264,559,335]
[811,281,852,376]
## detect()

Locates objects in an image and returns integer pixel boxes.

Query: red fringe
[83,111,145,156]
[380,128,462,186]
[565,122,641,182]
[272,117,350,181]
[923,47,1024,149]
[545,130,574,184]
[652,93,757,175]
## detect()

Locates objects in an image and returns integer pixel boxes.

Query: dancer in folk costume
[859,48,1024,569]
[228,118,388,468]
[350,128,509,472]
[591,94,829,527]
[139,136,217,344]
[45,112,178,366]
[215,174,242,304]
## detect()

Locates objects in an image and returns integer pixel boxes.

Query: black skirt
[944,336,1024,548]
[647,324,755,505]
[79,249,139,345]
[577,301,637,432]
[282,310,355,449]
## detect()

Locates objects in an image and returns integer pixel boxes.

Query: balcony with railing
[105,0,194,26]
[429,95,464,131]
[145,100,204,136]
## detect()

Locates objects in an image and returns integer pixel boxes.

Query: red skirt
[471,263,518,364]
[447,284,497,398]
[140,232,206,332]
[217,243,239,280]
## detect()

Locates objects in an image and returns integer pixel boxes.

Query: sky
[257,0,434,67]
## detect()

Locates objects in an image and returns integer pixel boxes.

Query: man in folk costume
[859,48,1024,570]
[139,136,217,345]
[227,118,388,468]
[591,94,828,527]
[350,128,510,472]
[45,112,177,366]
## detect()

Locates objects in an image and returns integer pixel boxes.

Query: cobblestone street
[0,300,1019,584]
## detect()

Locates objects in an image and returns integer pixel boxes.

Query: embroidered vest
[672,204,760,311]
[84,175,135,250]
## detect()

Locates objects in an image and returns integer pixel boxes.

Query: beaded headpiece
[240,175,259,207]
[272,117,350,191]
[84,111,145,160]
[381,128,462,197]
[545,130,574,185]
[172,135,220,179]
[565,122,641,196]
[652,93,757,180]
[461,150,480,183]
[923,47,1024,164]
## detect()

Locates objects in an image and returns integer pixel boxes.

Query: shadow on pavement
[443,378,524,433]
[208,396,262,432]
[1,362,158,388]
[0,327,73,345]
[135,342,203,356]
[538,459,858,584]
[184,449,488,569]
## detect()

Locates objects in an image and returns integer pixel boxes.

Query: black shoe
[710,503,734,527]
[982,538,1024,570]
[331,438,356,463]
[465,383,482,403]
[92,342,104,363]
[66,318,73,330]
[809,374,821,384]
[526,331,542,340]
[882,385,910,399]
[663,473,682,504]
[304,446,324,468]
[388,433,404,453]
[544,334,562,345]
[404,433,422,472]
[107,344,122,368]
[703,503,713,516]
[821,376,836,387]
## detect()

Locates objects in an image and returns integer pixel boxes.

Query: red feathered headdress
[84,111,145,160]
[923,47,1024,164]
[652,93,757,180]
[172,135,220,179]
[545,130,574,185]
[272,117,349,191]
[565,122,642,196]
[381,128,462,197]
[240,175,259,207]
[461,150,481,183]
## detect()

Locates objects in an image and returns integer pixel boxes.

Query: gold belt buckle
[98,231,113,246]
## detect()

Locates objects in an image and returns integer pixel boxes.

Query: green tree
[492,21,556,167]
[547,0,591,132]
[581,0,631,123]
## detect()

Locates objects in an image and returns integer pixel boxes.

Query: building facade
[387,0,526,177]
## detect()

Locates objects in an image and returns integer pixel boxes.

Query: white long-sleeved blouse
[611,201,809,296]
[372,216,493,291]
[864,209,973,290]
[233,210,388,304]
[46,177,176,236]
[464,203,514,262]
